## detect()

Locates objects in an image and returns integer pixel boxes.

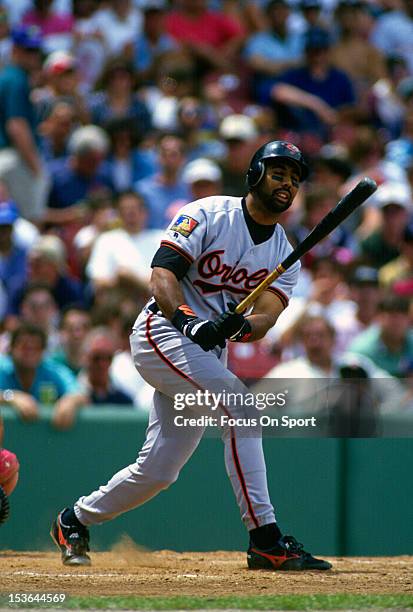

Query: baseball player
[51,141,332,572]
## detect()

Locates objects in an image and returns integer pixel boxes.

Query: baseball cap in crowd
[140,0,167,10]
[219,114,258,142]
[30,235,67,272]
[68,125,110,157]
[0,201,19,225]
[300,0,321,9]
[304,27,331,50]
[350,266,378,286]
[375,183,412,210]
[11,25,43,50]
[44,51,76,76]
[182,159,222,184]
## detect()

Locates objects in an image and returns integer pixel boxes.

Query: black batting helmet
[246,141,309,189]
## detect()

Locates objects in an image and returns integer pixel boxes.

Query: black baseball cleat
[50,509,91,566]
[247,535,332,571]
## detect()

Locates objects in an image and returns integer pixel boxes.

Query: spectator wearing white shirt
[93,0,143,58]
[86,190,162,303]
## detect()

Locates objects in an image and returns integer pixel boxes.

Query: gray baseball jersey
[74,195,300,533]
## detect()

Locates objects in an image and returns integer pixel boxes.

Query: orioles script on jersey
[194,250,269,295]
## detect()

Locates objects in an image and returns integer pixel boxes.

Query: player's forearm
[151,267,186,320]
[6,118,41,175]
[245,313,278,342]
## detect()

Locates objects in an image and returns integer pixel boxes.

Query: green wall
[1,407,412,556]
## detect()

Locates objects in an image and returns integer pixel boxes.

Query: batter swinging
[51,141,332,572]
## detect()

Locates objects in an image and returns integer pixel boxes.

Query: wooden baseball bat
[235,177,378,314]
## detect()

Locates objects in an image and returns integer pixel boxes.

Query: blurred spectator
[311,147,353,193]
[385,105,413,171]
[370,0,413,76]
[0,6,12,69]
[371,55,410,139]
[19,283,60,350]
[8,235,84,315]
[146,51,197,131]
[86,191,156,301]
[166,0,245,73]
[49,306,91,375]
[22,0,74,54]
[379,219,413,288]
[244,0,304,104]
[270,256,354,358]
[360,182,411,268]
[38,101,76,163]
[134,0,179,85]
[182,158,222,201]
[72,189,116,273]
[289,185,357,267]
[271,26,357,143]
[106,117,156,192]
[110,314,154,410]
[72,0,106,92]
[330,0,386,106]
[93,0,143,58]
[0,322,85,428]
[0,25,49,222]
[135,134,190,229]
[0,201,28,303]
[44,125,112,229]
[0,183,40,251]
[218,113,259,196]
[34,50,88,124]
[349,293,413,377]
[296,0,325,34]
[267,313,338,377]
[88,59,152,136]
[176,97,224,161]
[77,327,133,405]
[348,266,382,338]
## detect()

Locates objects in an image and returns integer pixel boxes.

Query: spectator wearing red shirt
[166,0,245,72]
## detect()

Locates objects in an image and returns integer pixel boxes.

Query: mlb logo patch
[171,215,199,237]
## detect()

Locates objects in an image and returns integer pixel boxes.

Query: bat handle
[234,264,285,314]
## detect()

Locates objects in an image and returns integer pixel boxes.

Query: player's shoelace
[65,525,90,553]
[280,535,305,555]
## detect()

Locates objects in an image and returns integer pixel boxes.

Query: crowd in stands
[1,0,413,426]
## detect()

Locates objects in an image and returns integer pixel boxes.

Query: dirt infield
[0,542,412,597]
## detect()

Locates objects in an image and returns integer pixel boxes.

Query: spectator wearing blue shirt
[38,101,76,164]
[135,134,190,229]
[270,27,357,141]
[0,201,28,303]
[244,0,304,104]
[0,323,86,429]
[88,59,152,136]
[44,125,113,229]
[7,235,85,317]
[106,117,156,193]
[134,0,178,85]
[0,25,49,221]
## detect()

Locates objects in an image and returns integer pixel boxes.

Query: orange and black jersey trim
[151,241,194,280]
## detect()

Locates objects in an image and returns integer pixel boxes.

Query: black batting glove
[214,302,252,342]
[171,305,226,351]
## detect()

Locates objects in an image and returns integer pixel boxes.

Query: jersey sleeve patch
[170,215,199,238]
